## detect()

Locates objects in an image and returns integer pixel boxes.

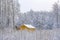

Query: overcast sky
[19,0,58,13]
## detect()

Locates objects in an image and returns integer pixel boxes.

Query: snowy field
[0,28,60,40]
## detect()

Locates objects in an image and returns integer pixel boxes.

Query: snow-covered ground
[0,28,60,40]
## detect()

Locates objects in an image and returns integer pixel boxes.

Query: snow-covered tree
[52,2,60,28]
[0,0,20,29]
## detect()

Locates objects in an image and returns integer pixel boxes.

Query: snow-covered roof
[24,24,35,28]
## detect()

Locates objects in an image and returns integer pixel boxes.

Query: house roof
[24,24,35,28]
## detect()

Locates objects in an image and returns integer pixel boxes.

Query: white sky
[19,0,58,13]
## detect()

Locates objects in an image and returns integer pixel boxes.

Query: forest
[16,2,60,30]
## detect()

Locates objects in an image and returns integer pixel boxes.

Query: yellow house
[16,24,36,32]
